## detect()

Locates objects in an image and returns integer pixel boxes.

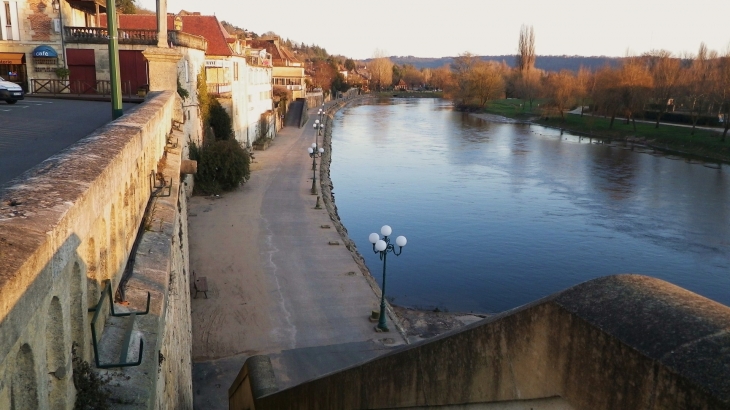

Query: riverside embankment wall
[0,90,193,409]
[235,274,730,409]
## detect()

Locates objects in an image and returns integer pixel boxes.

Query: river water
[329,98,730,314]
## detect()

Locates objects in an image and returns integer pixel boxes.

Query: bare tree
[544,70,576,121]
[592,67,623,128]
[428,65,453,92]
[470,61,505,107]
[516,25,536,72]
[369,49,393,91]
[643,49,683,128]
[401,64,424,89]
[680,43,715,135]
[421,68,433,87]
[716,46,730,141]
[575,66,592,116]
[514,69,542,110]
[618,57,654,131]
[450,53,479,107]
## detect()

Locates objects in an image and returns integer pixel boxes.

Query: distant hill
[375,55,623,72]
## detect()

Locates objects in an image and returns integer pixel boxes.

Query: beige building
[0,0,81,91]
[248,38,306,100]
[101,12,273,148]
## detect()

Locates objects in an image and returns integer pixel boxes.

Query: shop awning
[32,46,58,58]
[0,53,25,65]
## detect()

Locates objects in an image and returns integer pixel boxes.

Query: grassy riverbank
[483,99,730,163]
[375,91,444,98]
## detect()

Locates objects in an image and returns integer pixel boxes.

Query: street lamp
[312,119,324,138]
[308,143,324,195]
[368,225,407,332]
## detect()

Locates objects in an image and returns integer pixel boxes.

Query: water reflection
[330,99,730,313]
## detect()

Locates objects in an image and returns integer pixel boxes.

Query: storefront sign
[205,60,224,68]
[32,45,58,58]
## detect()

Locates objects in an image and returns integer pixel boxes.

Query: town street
[188,104,405,409]
[0,97,137,187]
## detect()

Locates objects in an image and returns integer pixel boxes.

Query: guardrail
[30,79,136,98]
[64,26,207,51]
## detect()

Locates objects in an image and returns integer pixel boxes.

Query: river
[329,98,730,314]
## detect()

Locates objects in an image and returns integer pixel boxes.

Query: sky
[137,0,730,60]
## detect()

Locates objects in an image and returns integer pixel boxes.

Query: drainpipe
[57,0,67,69]
[105,0,122,119]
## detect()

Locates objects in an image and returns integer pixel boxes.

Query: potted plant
[54,67,70,93]
[54,67,70,79]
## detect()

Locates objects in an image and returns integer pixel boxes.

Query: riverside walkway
[188,102,405,409]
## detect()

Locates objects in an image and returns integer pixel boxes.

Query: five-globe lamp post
[308,143,324,195]
[313,119,324,140]
[369,225,407,332]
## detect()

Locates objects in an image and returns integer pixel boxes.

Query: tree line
[371,26,730,140]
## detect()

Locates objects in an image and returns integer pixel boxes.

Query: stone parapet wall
[0,90,193,409]
[237,275,730,409]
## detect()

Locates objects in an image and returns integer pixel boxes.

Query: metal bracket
[88,280,150,369]
[166,132,179,148]
[150,170,172,197]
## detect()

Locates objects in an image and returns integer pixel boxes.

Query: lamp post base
[374,325,390,332]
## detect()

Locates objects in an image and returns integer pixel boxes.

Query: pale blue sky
[138,0,730,60]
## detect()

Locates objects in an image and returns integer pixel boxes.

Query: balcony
[168,31,207,51]
[207,83,232,97]
[64,27,207,51]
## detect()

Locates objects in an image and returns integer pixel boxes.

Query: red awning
[0,53,25,65]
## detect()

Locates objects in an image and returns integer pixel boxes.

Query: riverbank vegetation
[373,25,730,162]
[188,67,251,195]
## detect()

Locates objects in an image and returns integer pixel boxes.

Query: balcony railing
[207,83,232,97]
[30,79,136,98]
[167,31,207,51]
[64,27,207,51]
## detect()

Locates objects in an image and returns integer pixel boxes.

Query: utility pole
[106,0,123,119]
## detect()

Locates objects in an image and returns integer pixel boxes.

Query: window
[2,1,20,41]
[33,57,57,65]
[234,62,239,81]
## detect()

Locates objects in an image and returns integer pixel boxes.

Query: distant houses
[0,0,279,149]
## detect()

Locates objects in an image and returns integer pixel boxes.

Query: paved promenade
[188,103,405,409]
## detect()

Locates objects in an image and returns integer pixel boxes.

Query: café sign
[32,45,58,58]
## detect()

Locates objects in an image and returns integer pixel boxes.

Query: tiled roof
[101,14,234,56]
[248,39,300,66]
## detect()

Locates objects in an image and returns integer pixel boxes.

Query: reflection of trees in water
[457,113,492,144]
[589,147,637,201]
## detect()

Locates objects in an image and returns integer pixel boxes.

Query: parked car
[0,76,24,104]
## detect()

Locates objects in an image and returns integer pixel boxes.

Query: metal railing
[64,26,207,50]
[30,79,135,98]
[207,83,232,97]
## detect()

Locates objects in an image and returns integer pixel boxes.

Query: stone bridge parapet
[234,274,730,410]
[0,90,193,409]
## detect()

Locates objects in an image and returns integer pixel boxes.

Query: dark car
[0,76,24,104]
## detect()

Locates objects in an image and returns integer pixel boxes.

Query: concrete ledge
[237,274,730,409]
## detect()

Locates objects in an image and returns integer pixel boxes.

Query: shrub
[72,343,111,410]
[189,139,250,194]
[208,99,234,140]
[176,76,189,100]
